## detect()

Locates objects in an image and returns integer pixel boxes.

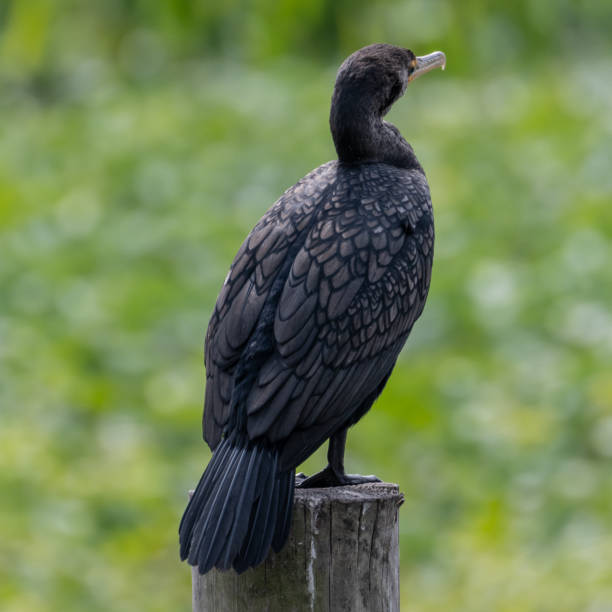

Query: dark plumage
[179,43,446,574]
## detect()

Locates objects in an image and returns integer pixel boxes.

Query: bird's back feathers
[204,162,434,469]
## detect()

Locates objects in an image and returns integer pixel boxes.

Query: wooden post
[191,482,403,612]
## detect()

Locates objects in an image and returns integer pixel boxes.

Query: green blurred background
[1,1,612,610]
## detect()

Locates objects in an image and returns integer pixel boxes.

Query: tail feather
[179,434,295,574]
[233,450,278,572]
[258,472,281,561]
[220,444,262,563]
[194,445,250,571]
[179,439,233,559]
[272,471,295,553]
[232,470,295,571]
[209,445,262,570]
[187,443,244,568]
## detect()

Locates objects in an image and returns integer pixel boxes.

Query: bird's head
[332,44,446,118]
[330,44,446,167]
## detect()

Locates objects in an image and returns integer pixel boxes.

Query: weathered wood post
[191,481,403,612]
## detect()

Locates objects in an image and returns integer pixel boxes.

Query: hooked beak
[409,51,446,82]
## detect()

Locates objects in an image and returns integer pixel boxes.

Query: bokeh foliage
[1,1,612,610]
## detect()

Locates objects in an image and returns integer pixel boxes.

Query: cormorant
[179,43,446,574]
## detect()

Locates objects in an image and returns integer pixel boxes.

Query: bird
[179,43,445,575]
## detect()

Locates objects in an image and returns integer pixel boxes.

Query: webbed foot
[296,465,380,488]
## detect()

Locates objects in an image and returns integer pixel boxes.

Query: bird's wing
[203,162,338,448]
[244,166,434,467]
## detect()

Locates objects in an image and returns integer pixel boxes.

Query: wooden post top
[294,481,404,504]
[191,481,403,612]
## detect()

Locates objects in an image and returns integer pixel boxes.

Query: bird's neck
[330,102,421,170]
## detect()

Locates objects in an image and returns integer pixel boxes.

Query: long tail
[179,433,295,574]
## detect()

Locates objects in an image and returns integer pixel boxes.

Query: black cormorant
[179,43,446,574]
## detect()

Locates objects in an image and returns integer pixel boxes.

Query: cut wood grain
[191,481,403,612]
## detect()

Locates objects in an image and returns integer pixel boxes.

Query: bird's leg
[327,427,381,485]
[297,427,381,488]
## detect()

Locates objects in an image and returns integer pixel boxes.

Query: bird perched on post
[179,43,445,574]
